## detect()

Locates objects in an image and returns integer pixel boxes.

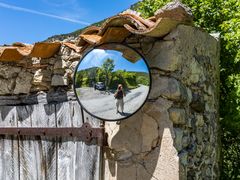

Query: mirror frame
[73,42,152,121]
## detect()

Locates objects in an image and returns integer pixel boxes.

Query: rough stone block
[14,71,33,94]
[53,69,65,75]
[149,75,185,101]
[0,78,15,94]
[146,41,180,71]
[0,64,21,79]
[51,75,68,86]
[179,150,188,166]
[169,108,186,124]
[68,51,81,61]
[32,69,52,85]
[105,111,143,154]
[141,114,159,152]
[195,114,204,127]
[54,59,68,69]
[174,128,183,151]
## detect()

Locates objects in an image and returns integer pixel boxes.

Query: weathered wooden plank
[17,105,42,180]
[56,102,76,180]
[75,107,101,180]
[70,101,86,180]
[0,100,101,180]
[31,104,57,180]
[0,106,19,180]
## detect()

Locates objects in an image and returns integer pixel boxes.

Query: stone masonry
[103,25,220,180]
[0,2,220,179]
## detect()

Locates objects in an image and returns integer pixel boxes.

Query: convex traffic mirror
[74,43,151,121]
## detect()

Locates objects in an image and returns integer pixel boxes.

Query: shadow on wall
[0,90,73,123]
[103,97,182,180]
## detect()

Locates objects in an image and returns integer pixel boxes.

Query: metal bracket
[0,123,106,146]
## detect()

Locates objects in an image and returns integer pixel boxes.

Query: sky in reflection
[78,49,149,73]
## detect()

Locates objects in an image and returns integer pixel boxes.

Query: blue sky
[77,49,149,73]
[0,0,138,45]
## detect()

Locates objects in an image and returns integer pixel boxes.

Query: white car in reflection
[94,82,106,90]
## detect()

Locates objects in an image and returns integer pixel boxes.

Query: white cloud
[0,2,90,25]
[78,49,123,71]
[42,0,88,20]
[80,49,109,68]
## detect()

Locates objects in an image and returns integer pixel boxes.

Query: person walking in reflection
[114,84,125,114]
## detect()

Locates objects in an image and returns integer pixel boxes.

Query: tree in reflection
[101,58,115,91]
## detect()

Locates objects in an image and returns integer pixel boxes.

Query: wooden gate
[0,99,101,180]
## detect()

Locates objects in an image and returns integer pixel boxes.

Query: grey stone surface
[146,41,180,71]
[54,59,68,69]
[14,71,33,94]
[104,24,219,180]
[51,75,68,86]
[149,75,184,101]
[169,108,186,124]
[174,128,183,151]
[32,69,52,87]
[0,64,21,79]
[0,21,220,180]
[0,78,15,95]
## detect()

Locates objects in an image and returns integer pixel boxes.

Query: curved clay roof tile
[99,14,147,36]
[30,42,61,58]
[124,17,187,37]
[123,2,193,37]
[77,26,101,46]
[0,47,24,62]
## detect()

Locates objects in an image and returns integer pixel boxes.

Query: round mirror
[73,43,151,121]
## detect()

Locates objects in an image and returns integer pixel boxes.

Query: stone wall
[0,44,80,96]
[0,24,220,179]
[103,24,220,180]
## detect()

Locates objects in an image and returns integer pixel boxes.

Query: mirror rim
[73,42,152,121]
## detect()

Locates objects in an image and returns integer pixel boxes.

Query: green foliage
[76,67,150,91]
[75,72,83,88]
[123,72,137,88]
[222,133,240,179]
[134,0,171,18]
[75,67,98,87]
[136,75,150,86]
[134,0,240,178]
[101,58,115,88]
[109,70,128,90]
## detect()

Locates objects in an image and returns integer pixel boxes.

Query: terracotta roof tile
[124,17,184,37]
[0,42,61,61]
[0,47,24,62]
[78,1,193,45]
[30,42,61,58]
[100,27,131,43]
[0,1,193,62]
[80,34,102,45]
[63,42,81,52]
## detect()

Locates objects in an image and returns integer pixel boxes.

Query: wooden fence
[0,99,100,180]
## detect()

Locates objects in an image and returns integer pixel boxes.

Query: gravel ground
[76,85,149,120]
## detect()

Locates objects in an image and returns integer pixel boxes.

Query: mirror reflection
[74,44,151,121]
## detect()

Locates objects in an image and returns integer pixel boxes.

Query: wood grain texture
[80,107,101,180]
[0,106,19,180]
[17,105,42,180]
[31,104,57,180]
[0,100,101,180]
[56,102,76,180]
